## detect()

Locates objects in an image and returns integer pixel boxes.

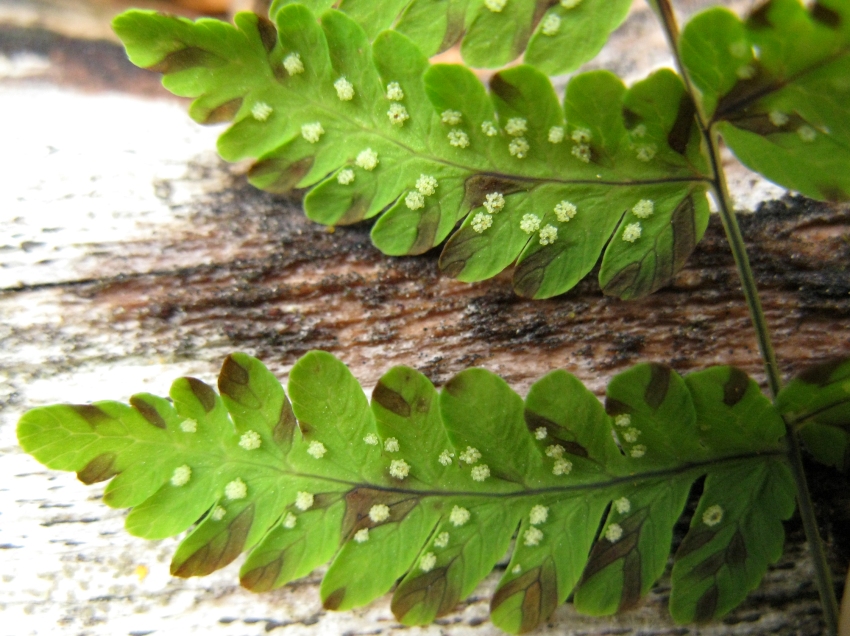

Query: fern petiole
[648,0,841,632]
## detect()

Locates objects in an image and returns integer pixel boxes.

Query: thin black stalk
[646,1,840,633]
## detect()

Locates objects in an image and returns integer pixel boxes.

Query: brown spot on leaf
[372,381,411,417]
[248,156,315,194]
[622,107,641,131]
[489,73,521,104]
[618,550,643,611]
[644,363,672,410]
[817,184,849,203]
[76,453,119,484]
[671,195,698,271]
[442,373,467,397]
[172,504,255,577]
[513,245,559,299]
[391,567,453,622]
[256,16,279,53]
[694,584,719,622]
[693,550,726,579]
[408,211,440,256]
[667,93,696,155]
[323,587,346,610]
[240,557,282,592]
[439,225,480,279]
[202,98,243,124]
[147,46,225,74]
[491,559,558,633]
[130,396,167,429]
[186,377,217,413]
[273,398,297,447]
[604,397,632,417]
[723,367,750,406]
[602,262,641,300]
[218,355,262,409]
[676,528,717,560]
[462,174,527,211]
[69,404,112,428]
[811,3,841,28]
[336,194,371,225]
[797,357,848,386]
[580,508,647,584]
[726,529,748,568]
[340,488,421,540]
[524,410,590,457]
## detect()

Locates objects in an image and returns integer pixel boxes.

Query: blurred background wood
[0,1,848,634]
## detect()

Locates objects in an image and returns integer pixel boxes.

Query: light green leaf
[18,352,795,632]
[681,1,850,200]
[114,8,712,299]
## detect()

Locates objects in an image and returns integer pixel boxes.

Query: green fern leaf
[777,357,850,472]
[680,0,850,201]
[270,0,632,75]
[17,353,796,633]
[113,6,712,299]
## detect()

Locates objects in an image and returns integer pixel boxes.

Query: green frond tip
[113,5,715,300]
[18,352,797,632]
[680,0,850,201]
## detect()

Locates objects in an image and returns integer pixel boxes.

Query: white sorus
[632,199,654,219]
[483,192,505,214]
[295,491,314,511]
[387,103,409,126]
[520,214,541,234]
[356,148,379,170]
[419,552,437,572]
[797,125,817,142]
[239,430,262,450]
[334,77,355,101]
[554,200,577,222]
[448,130,470,148]
[553,458,573,475]
[416,174,438,196]
[505,117,528,136]
[539,224,558,246]
[251,102,273,121]
[389,459,411,480]
[529,505,549,525]
[523,527,544,546]
[449,505,471,526]
[769,110,789,127]
[459,446,482,464]
[170,465,191,487]
[283,512,297,529]
[438,450,454,466]
[509,137,530,158]
[484,0,507,12]
[471,465,490,481]
[441,109,462,125]
[622,222,642,243]
[225,478,248,500]
[614,497,631,514]
[211,505,226,521]
[283,52,304,75]
[635,144,657,162]
[307,440,327,458]
[471,212,493,233]
[337,168,355,185]
[614,414,631,427]
[301,122,324,144]
[571,127,592,143]
[512,564,522,574]
[605,523,624,543]
[736,65,756,80]
[369,504,391,523]
[541,13,561,36]
[545,444,565,458]
[434,532,450,548]
[623,427,641,443]
[481,120,499,136]
[384,437,400,452]
[630,124,647,138]
[405,191,425,210]
[630,444,647,458]
[560,0,582,7]
[702,504,724,526]
[386,81,404,101]
[180,419,197,433]
[534,426,548,440]
[548,126,565,143]
[363,433,379,445]
[354,527,369,543]
[571,144,591,163]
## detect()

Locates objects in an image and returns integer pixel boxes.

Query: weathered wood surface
[1,2,849,635]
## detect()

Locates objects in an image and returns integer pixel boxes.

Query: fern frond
[270,0,632,75]
[113,6,713,300]
[18,352,799,632]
